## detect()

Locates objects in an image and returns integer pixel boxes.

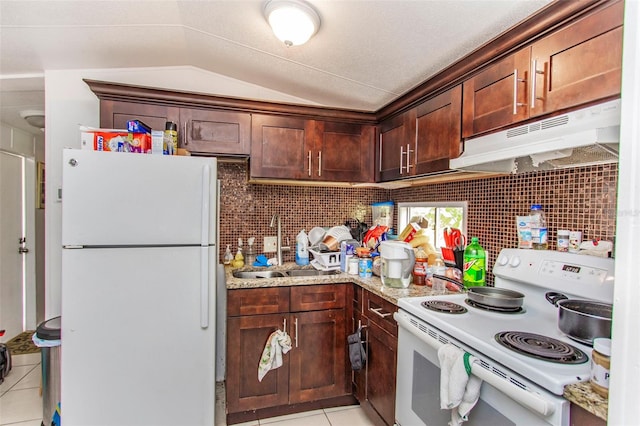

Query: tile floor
[2,354,374,426]
[0,353,43,426]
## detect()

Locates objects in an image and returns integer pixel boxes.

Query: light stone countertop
[225,263,445,305]
[225,263,606,419]
[563,381,608,421]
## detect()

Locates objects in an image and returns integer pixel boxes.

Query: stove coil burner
[495,331,588,364]
[421,300,467,314]
[465,299,524,314]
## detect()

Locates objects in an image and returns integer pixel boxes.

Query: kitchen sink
[232,270,287,279]
[232,268,340,279]
[285,269,340,277]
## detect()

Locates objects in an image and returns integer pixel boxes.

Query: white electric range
[394,248,614,426]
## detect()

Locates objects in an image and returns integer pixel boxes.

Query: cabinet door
[315,121,375,182]
[289,309,348,403]
[251,114,314,179]
[378,110,414,181]
[530,0,623,117]
[364,318,397,426]
[100,100,179,131]
[462,48,530,138]
[228,287,289,316]
[414,85,463,174]
[290,284,346,312]
[226,313,289,413]
[180,108,251,155]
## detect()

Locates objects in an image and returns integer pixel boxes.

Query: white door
[0,151,33,341]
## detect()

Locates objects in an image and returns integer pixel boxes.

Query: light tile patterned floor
[232,405,376,426]
[2,354,375,426]
[0,353,43,426]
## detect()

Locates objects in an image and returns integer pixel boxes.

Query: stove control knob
[509,256,521,267]
[498,255,509,266]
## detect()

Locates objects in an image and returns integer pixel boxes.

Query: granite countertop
[224,262,445,304]
[225,263,608,419]
[564,381,608,421]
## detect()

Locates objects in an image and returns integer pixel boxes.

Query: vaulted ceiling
[0,0,551,134]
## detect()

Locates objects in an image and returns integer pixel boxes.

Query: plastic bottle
[233,247,244,268]
[223,245,233,265]
[295,229,310,266]
[164,121,178,155]
[530,204,548,250]
[412,248,428,286]
[245,239,256,267]
[463,237,486,288]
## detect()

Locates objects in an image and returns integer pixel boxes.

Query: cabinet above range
[462,0,623,139]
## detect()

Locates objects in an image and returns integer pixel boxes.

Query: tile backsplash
[219,162,618,282]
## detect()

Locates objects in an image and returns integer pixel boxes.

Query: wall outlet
[264,236,278,253]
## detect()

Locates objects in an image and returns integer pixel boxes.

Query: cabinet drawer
[290,284,347,312]
[364,291,397,337]
[228,287,290,316]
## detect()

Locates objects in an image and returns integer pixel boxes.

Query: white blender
[379,240,415,288]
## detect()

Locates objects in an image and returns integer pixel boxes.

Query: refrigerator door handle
[200,165,211,329]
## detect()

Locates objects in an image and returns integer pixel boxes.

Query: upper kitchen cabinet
[251,114,375,183]
[100,100,180,134]
[378,110,413,182]
[378,85,462,182]
[100,99,251,156]
[179,108,251,156]
[462,0,623,138]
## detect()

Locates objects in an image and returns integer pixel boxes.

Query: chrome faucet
[270,214,290,266]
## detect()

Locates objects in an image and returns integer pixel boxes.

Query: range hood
[449,99,621,174]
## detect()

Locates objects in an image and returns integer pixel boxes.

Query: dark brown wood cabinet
[99,100,251,155]
[100,100,180,133]
[378,110,413,182]
[378,86,462,181]
[463,0,623,138]
[352,288,398,426]
[570,403,607,426]
[251,114,375,183]
[226,284,349,423]
[179,108,251,155]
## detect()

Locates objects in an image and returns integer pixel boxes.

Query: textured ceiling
[0,0,551,134]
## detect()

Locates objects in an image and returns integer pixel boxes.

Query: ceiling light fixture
[264,0,320,47]
[20,109,45,130]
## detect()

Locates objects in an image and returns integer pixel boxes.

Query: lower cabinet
[226,284,349,423]
[352,287,399,426]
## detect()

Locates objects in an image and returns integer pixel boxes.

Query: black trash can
[35,317,61,426]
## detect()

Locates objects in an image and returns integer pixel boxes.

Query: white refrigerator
[60,148,218,426]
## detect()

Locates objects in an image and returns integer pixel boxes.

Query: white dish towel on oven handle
[438,343,483,426]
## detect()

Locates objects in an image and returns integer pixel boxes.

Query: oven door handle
[394,312,556,418]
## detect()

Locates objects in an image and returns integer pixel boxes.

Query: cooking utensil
[468,287,525,309]
[545,292,612,344]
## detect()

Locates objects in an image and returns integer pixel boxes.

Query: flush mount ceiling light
[264,0,320,47]
[20,109,45,130]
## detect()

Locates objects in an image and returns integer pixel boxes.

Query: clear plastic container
[530,205,548,250]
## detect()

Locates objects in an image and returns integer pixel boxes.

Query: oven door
[394,310,569,426]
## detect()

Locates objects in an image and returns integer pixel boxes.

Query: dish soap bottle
[295,229,309,266]
[223,245,233,265]
[233,246,244,268]
[463,237,486,288]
